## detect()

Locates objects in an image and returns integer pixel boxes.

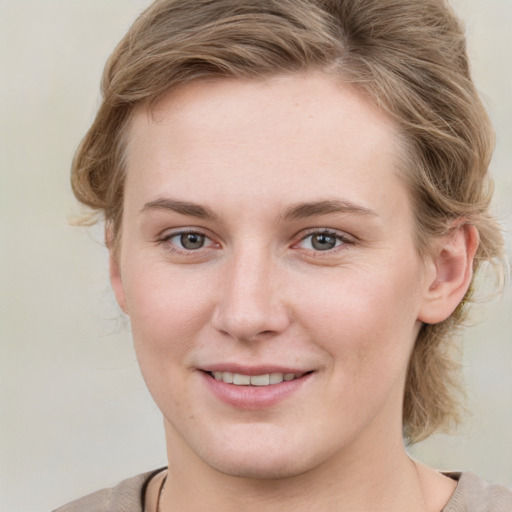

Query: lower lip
[201,371,313,410]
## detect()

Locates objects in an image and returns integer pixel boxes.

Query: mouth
[200,367,315,409]
[207,371,309,386]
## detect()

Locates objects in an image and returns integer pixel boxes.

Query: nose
[211,248,291,341]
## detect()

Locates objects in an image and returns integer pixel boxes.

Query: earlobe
[418,223,479,324]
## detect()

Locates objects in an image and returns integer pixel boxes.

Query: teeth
[250,374,270,386]
[233,373,251,385]
[270,372,284,384]
[212,371,303,386]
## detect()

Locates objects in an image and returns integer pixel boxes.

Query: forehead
[131,73,399,156]
[124,73,411,226]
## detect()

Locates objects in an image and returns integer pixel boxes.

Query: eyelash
[295,229,353,253]
[157,228,354,255]
[158,229,218,255]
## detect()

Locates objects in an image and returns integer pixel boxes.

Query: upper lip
[199,363,313,376]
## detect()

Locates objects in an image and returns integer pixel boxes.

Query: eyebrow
[279,199,378,221]
[140,198,221,221]
[140,197,378,223]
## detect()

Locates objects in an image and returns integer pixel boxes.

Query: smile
[202,369,314,409]
[210,371,304,386]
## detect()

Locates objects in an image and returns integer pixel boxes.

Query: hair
[71,0,505,443]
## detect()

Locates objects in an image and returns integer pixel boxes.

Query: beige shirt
[53,470,512,512]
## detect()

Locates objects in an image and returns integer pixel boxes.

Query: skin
[110,73,477,511]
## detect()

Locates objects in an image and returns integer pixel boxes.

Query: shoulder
[443,472,512,512]
[52,469,164,512]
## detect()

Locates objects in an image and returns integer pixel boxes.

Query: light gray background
[0,1,510,510]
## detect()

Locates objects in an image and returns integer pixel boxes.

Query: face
[112,73,435,479]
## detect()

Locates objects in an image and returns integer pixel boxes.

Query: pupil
[181,233,204,250]
[312,233,336,251]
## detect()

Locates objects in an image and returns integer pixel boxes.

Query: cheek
[122,262,215,362]
[294,266,421,371]
[123,268,213,415]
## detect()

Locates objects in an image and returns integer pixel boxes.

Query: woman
[55,0,511,510]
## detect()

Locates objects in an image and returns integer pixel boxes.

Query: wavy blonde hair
[71,0,506,443]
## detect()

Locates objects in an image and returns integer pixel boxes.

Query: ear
[106,225,129,314]
[418,223,479,324]
[109,253,129,314]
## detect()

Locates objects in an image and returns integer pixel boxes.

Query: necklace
[156,473,167,512]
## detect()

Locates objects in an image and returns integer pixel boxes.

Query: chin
[202,448,314,480]
[190,425,330,480]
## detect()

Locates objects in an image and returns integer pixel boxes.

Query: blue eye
[299,231,346,251]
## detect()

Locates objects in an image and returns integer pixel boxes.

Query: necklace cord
[156,474,167,512]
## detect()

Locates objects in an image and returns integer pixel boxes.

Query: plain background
[0,1,511,510]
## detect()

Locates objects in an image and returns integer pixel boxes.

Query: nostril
[211,289,292,341]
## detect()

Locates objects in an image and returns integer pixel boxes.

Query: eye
[297,230,348,251]
[160,230,217,252]
[174,232,206,250]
